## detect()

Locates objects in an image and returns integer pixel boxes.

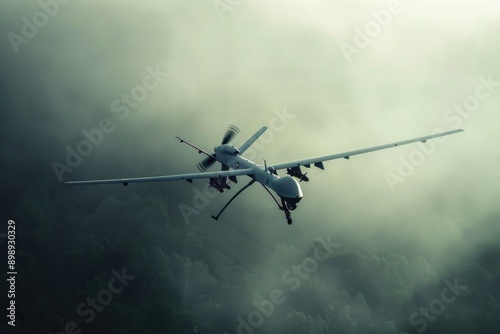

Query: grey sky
[2,0,500,304]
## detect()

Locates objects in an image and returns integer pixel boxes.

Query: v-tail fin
[238,126,268,153]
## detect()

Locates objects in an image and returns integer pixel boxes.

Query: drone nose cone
[273,176,303,199]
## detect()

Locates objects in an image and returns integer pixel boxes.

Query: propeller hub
[196,125,240,172]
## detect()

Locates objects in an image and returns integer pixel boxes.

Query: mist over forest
[1,1,500,333]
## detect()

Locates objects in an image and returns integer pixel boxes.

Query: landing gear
[281,198,293,225]
[211,180,255,220]
[210,180,294,225]
[260,185,293,225]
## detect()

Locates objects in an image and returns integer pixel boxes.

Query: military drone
[65,126,463,224]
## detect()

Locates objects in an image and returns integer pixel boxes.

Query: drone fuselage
[214,144,303,209]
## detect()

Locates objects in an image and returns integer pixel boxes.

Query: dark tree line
[1,179,499,334]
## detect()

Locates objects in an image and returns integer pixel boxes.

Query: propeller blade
[221,125,240,145]
[197,155,217,172]
[197,125,239,171]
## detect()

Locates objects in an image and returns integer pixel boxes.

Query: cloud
[1,3,500,328]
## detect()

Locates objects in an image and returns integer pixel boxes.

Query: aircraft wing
[63,168,254,186]
[270,129,464,171]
